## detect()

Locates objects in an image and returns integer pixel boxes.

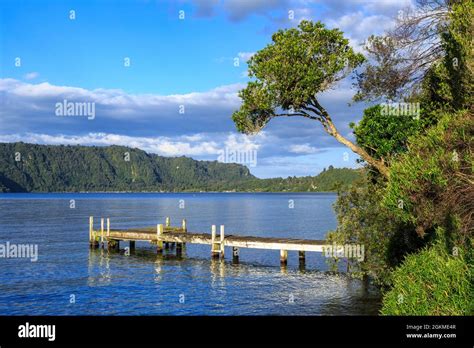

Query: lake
[0,193,381,315]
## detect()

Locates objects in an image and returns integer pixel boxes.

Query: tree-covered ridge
[0,142,361,192]
[0,142,253,192]
[247,166,362,192]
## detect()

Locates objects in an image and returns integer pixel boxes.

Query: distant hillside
[232,166,363,192]
[0,143,362,192]
[0,142,254,192]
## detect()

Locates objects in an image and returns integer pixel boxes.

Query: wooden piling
[107,217,119,251]
[232,247,239,263]
[176,242,183,257]
[157,224,164,253]
[91,216,99,249]
[220,225,225,258]
[165,217,172,249]
[211,225,219,258]
[180,219,187,249]
[129,241,135,251]
[89,216,93,247]
[298,251,305,261]
[107,239,118,250]
[298,251,306,270]
[100,218,104,248]
[280,250,288,265]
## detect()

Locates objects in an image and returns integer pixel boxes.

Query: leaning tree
[231,20,390,177]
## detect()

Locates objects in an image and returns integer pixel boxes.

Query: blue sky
[0,0,412,178]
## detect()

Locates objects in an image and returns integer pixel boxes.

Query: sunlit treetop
[232,20,365,134]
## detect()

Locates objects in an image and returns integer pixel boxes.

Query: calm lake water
[0,193,381,315]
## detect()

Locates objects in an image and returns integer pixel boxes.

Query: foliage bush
[349,105,422,163]
[381,231,473,315]
[327,0,473,315]
[383,110,473,241]
[326,177,426,287]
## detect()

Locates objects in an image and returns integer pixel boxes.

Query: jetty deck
[89,216,327,265]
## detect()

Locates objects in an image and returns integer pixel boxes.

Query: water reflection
[99,248,112,285]
[85,246,381,315]
[154,255,164,282]
[210,258,226,287]
[1,193,382,315]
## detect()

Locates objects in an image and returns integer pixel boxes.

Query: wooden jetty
[89,216,326,266]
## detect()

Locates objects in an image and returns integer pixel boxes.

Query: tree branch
[311,98,391,178]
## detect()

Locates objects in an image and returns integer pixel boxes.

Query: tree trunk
[309,99,390,178]
[325,118,390,178]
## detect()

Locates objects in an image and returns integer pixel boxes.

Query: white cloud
[0,79,244,110]
[0,132,220,157]
[0,78,245,137]
[0,131,268,159]
[237,52,255,62]
[289,143,319,154]
[0,77,366,177]
[326,11,397,51]
[224,132,264,152]
[362,0,413,16]
[23,72,40,80]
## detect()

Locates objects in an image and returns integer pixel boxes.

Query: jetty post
[164,217,171,249]
[89,216,94,248]
[211,225,220,258]
[176,218,187,256]
[280,249,288,265]
[181,218,187,249]
[100,218,104,248]
[156,223,164,253]
[176,242,182,257]
[232,247,239,264]
[220,225,225,258]
[106,218,119,251]
[92,216,99,249]
[298,251,306,270]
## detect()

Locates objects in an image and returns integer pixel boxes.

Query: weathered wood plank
[105,230,326,252]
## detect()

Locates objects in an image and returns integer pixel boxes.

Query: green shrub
[381,237,473,315]
[383,110,473,241]
[326,177,426,287]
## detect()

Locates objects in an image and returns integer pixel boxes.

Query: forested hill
[238,166,362,192]
[0,143,361,192]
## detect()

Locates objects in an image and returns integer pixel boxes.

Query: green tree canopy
[349,105,422,163]
[231,20,390,177]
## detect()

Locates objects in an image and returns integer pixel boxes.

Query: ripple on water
[0,193,381,315]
